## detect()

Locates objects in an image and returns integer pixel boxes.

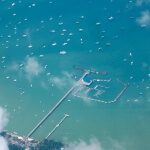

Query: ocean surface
[0,0,150,149]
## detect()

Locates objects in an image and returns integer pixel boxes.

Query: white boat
[39,55,44,58]
[50,30,55,33]
[63,42,68,46]
[108,16,114,21]
[12,3,15,6]
[6,76,10,79]
[79,28,83,32]
[80,16,84,19]
[28,45,32,48]
[52,42,57,46]
[59,51,67,55]
[62,29,67,32]
[96,22,101,25]
[58,22,63,25]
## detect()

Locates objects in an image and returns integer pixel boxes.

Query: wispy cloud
[136,10,150,26]
[64,138,104,150]
[49,71,75,89]
[73,84,91,104]
[136,0,150,6]
[40,81,48,89]
[108,138,126,150]
[0,137,9,150]
[7,62,19,72]
[24,57,44,81]
[50,76,67,88]
[0,107,9,132]
[64,138,126,150]
[24,28,32,44]
[50,72,91,104]
[0,107,9,150]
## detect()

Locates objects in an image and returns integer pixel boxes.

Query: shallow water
[0,0,150,149]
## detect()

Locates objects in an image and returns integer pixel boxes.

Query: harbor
[0,0,149,149]
[72,66,129,104]
[27,71,90,138]
[26,66,128,139]
[73,79,128,104]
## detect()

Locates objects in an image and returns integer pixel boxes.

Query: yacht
[96,22,101,25]
[60,51,67,55]
[28,45,32,48]
[108,16,114,21]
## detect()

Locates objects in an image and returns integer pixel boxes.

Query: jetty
[73,65,107,75]
[45,114,69,139]
[27,71,90,138]
[113,79,129,102]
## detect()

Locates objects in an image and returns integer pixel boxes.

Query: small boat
[98,47,102,51]
[108,16,114,21]
[106,43,111,46]
[28,45,32,48]
[58,22,63,25]
[6,76,10,79]
[96,22,101,25]
[50,30,55,33]
[80,16,84,19]
[52,42,57,46]
[60,51,67,55]
[62,29,67,32]
[79,28,83,32]
[39,55,44,58]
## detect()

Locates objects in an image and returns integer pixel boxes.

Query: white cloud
[0,107,9,132]
[74,84,91,104]
[142,62,148,68]
[49,72,75,89]
[40,81,48,89]
[64,138,104,150]
[108,138,125,150]
[24,28,32,44]
[136,0,150,6]
[24,57,44,80]
[0,137,9,150]
[0,107,9,150]
[50,76,66,88]
[7,62,19,72]
[64,138,126,150]
[136,10,150,25]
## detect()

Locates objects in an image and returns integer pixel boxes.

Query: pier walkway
[45,114,69,139]
[27,71,90,138]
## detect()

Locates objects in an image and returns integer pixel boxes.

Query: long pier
[73,65,107,75]
[45,114,69,139]
[27,71,90,138]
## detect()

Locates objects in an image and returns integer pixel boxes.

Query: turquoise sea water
[0,0,150,149]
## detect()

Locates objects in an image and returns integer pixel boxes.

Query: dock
[27,71,90,138]
[113,79,129,102]
[73,79,128,104]
[73,65,107,75]
[45,114,69,139]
